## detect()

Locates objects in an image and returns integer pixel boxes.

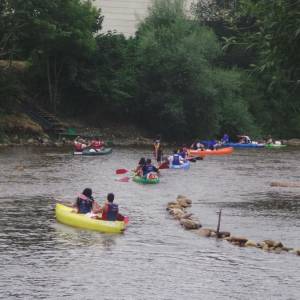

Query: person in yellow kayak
[101,193,124,221]
[73,188,101,214]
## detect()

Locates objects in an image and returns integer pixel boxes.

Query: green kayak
[265,144,286,148]
[133,175,160,184]
[81,147,112,156]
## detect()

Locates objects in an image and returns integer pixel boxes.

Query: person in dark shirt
[142,158,159,177]
[101,193,119,221]
[73,188,100,214]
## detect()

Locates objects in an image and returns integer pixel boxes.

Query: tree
[226,0,300,137]
[134,0,256,139]
[0,0,26,61]
[58,32,137,123]
[7,0,103,111]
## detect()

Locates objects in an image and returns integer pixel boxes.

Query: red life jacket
[91,140,103,149]
[74,142,83,151]
[102,203,119,221]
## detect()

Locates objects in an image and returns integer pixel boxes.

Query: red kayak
[188,147,233,156]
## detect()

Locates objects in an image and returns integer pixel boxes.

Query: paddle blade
[124,216,129,224]
[116,176,130,182]
[116,169,128,175]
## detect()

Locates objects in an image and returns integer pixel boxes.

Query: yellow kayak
[55,203,128,233]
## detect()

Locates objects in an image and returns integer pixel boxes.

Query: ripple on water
[0,147,300,299]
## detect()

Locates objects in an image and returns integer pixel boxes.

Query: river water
[0,146,299,299]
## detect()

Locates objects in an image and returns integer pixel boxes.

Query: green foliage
[225,0,300,138]
[0,68,24,112]
[133,0,255,139]
[1,0,298,140]
[60,32,137,122]
[3,0,103,110]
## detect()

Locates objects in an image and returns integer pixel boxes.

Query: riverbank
[1,112,300,148]
[0,113,157,147]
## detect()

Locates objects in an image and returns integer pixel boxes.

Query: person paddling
[73,188,100,214]
[74,136,87,152]
[238,135,251,144]
[142,158,159,178]
[101,193,123,221]
[221,133,230,144]
[89,137,104,151]
[178,146,188,159]
[169,150,184,166]
[134,157,146,176]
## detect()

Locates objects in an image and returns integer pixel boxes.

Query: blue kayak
[222,143,265,148]
[170,161,190,170]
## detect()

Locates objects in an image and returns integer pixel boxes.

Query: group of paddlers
[73,136,105,152]
[73,188,125,221]
[152,138,194,169]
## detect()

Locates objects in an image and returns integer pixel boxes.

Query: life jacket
[172,154,181,165]
[91,140,102,149]
[102,203,119,221]
[77,194,93,214]
[143,165,157,176]
[179,151,186,159]
[74,142,83,151]
[147,172,158,180]
[222,135,229,143]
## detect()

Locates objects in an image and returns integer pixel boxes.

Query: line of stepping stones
[167,195,300,256]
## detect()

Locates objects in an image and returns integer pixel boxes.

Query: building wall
[93,0,195,37]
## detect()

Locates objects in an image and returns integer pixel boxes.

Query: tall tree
[6,0,103,111]
[227,0,300,137]
[134,0,256,139]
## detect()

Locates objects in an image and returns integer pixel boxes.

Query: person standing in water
[153,136,163,164]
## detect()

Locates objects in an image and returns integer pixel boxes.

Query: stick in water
[216,209,222,237]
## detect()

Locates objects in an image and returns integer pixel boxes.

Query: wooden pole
[216,209,222,237]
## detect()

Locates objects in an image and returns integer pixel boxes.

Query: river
[0,146,299,299]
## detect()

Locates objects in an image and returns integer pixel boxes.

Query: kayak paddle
[116,168,128,175]
[116,176,131,182]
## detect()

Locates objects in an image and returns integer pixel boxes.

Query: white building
[93,0,195,37]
